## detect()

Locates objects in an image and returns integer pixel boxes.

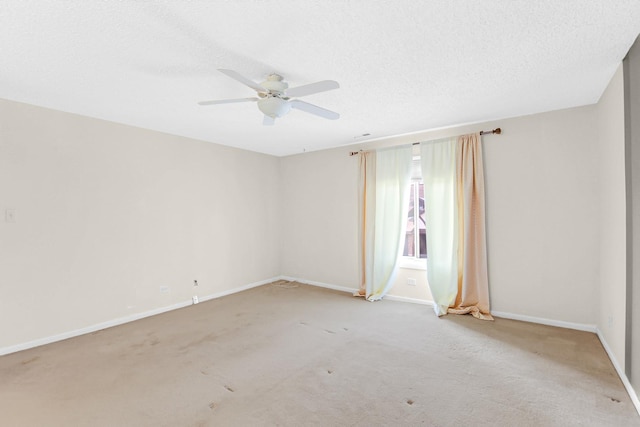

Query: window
[403,181,427,259]
[400,155,427,269]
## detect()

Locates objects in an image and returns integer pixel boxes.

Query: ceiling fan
[199,69,340,125]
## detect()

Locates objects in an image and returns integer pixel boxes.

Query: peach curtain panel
[356,150,376,298]
[421,133,492,320]
[451,133,492,320]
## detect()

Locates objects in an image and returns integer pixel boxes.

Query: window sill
[398,257,427,271]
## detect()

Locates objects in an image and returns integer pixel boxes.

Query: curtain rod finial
[480,127,502,136]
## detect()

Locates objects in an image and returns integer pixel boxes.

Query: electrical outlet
[192,295,199,304]
[159,285,169,293]
[407,278,417,286]
[194,280,198,287]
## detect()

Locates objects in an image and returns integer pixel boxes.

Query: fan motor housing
[261,74,288,94]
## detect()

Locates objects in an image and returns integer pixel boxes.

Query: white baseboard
[284,277,433,307]
[279,276,359,295]
[382,294,434,306]
[0,276,280,356]
[199,276,278,303]
[596,328,640,416]
[491,310,597,333]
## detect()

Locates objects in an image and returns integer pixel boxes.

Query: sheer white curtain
[420,138,459,316]
[358,145,413,301]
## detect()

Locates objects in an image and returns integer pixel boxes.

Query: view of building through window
[403,182,427,259]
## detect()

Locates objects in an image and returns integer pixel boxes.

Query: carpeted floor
[1,281,638,426]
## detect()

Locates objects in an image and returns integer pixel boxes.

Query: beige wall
[483,107,599,324]
[0,70,627,352]
[281,105,601,325]
[596,64,627,369]
[0,99,281,350]
[279,147,359,287]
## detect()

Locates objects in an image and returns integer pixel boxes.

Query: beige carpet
[1,281,638,426]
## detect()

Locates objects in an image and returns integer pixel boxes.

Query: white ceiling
[1,1,639,157]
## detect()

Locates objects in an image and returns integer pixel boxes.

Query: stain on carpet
[21,356,39,365]
[130,336,160,349]
[178,332,218,352]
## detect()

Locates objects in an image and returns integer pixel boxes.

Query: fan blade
[263,115,275,126]
[218,69,267,94]
[285,80,339,98]
[198,97,258,106]
[289,100,340,120]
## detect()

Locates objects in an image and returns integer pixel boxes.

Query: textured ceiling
[1,1,639,156]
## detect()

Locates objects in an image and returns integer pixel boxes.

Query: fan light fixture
[258,97,291,118]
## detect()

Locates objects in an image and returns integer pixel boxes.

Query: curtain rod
[348,128,501,156]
